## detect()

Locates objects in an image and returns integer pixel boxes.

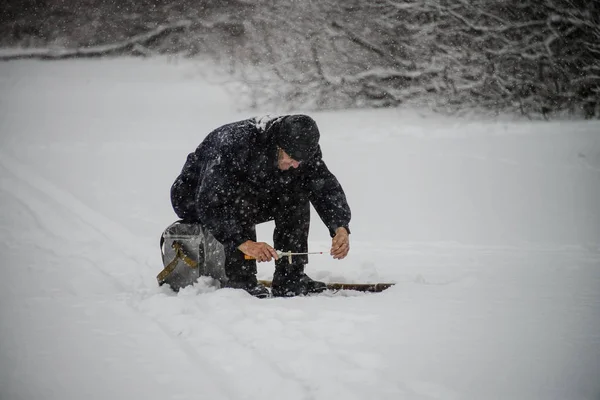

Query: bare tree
[229,0,598,117]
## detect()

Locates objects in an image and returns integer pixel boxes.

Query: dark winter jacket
[171,115,351,253]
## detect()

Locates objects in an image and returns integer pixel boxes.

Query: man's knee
[278,190,310,220]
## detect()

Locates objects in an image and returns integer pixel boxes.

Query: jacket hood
[270,115,320,162]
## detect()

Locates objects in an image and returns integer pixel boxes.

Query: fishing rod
[245,251,325,263]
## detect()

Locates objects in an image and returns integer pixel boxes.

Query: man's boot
[224,274,270,298]
[271,262,327,297]
[223,252,270,298]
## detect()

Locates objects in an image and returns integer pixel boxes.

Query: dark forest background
[1,0,599,118]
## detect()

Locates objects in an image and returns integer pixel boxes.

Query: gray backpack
[157,221,227,291]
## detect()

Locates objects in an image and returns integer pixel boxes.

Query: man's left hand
[330,227,350,260]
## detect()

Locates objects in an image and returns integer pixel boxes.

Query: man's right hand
[238,240,279,262]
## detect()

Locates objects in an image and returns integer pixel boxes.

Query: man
[170,115,351,298]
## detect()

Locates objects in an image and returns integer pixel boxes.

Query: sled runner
[258,280,394,293]
[157,220,395,293]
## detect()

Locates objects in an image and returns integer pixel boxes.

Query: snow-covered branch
[0,20,195,61]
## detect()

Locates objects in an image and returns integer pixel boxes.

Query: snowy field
[1,58,599,400]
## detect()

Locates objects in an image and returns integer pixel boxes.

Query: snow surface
[1,58,599,400]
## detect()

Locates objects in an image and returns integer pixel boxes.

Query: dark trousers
[225,187,310,281]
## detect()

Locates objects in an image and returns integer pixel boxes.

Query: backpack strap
[156,241,198,285]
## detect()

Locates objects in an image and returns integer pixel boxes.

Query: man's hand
[238,240,279,262]
[330,227,350,260]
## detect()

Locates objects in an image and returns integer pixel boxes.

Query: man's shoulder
[254,115,286,132]
[214,118,256,133]
[202,118,257,143]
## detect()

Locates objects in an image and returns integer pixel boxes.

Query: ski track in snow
[0,151,244,399]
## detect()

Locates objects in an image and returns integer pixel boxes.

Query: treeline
[2,0,598,118]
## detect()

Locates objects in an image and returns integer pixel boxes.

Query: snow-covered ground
[1,58,599,400]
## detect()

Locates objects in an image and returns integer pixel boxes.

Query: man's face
[277,148,302,170]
